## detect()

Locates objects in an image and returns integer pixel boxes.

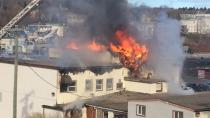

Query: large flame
[66,30,148,76]
[110,30,148,76]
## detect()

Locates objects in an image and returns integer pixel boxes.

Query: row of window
[61,79,123,92]
[136,105,183,118]
[86,79,114,91]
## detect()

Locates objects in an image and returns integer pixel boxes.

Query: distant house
[84,91,156,118]
[128,92,210,118]
[180,14,210,34]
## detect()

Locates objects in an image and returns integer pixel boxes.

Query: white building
[128,92,210,118]
[124,77,167,94]
[181,19,198,33]
[180,14,210,34]
[0,38,15,54]
[56,67,129,104]
[0,58,58,118]
[0,57,130,118]
[0,37,30,55]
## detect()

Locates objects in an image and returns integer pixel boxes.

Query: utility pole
[12,27,19,118]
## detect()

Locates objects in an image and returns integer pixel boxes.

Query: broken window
[85,79,93,91]
[106,78,113,91]
[60,74,76,92]
[96,79,103,91]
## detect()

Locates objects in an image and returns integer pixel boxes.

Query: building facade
[180,14,210,34]
[0,60,58,118]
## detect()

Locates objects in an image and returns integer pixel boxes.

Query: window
[136,105,146,117]
[116,80,123,90]
[195,112,200,117]
[67,80,77,92]
[106,78,113,91]
[85,79,93,91]
[173,111,183,118]
[60,74,73,92]
[96,79,103,91]
[104,111,108,118]
[156,83,163,92]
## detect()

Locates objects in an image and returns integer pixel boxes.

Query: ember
[110,30,148,77]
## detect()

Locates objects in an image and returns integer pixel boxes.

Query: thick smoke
[147,12,194,94]
[56,0,130,67]
[64,0,129,39]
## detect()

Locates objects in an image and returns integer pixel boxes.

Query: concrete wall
[0,63,57,118]
[124,81,167,94]
[128,100,195,118]
[57,68,129,104]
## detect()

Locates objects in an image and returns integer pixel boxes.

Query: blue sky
[128,0,210,8]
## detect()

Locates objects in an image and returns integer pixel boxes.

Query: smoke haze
[147,12,194,94]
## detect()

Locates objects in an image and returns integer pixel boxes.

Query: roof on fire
[86,91,210,112]
[0,57,123,71]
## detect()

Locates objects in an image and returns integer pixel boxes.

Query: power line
[28,66,58,89]
[27,65,89,98]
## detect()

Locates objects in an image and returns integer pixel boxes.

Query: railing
[0,0,41,39]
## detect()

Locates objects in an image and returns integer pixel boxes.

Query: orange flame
[88,40,105,52]
[110,30,148,75]
[67,40,105,52]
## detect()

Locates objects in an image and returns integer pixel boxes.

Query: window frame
[85,79,93,92]
[136,104,146,117]
[67,80,77,92]
[172,110,183,118]
[116,82,123,90]
[106,78,113,91]
[96,79,103,91]
[156,82,163,92]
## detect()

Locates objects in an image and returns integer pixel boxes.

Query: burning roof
[64,29,149,77]
[0,57,123,75]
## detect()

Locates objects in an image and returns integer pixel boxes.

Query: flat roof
[124,77,166,83]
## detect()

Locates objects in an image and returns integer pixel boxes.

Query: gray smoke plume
[55,0,131,67]
[147,12,194,94]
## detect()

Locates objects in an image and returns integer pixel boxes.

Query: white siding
[128,101,195,118]
[124,81,167,94]
[57,68,129,104]
[0,63,57,118]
